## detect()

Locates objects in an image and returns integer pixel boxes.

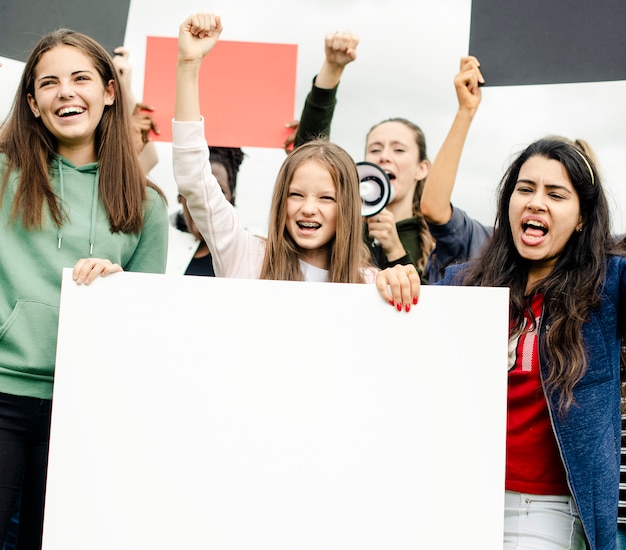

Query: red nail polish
[405,303,410,312]
[396,302,402,312]
[389,299,395,306]
[413,296,418,305]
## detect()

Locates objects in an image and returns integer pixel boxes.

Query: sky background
[2,0,625,236]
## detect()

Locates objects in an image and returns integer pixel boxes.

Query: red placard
[143,36,297,148]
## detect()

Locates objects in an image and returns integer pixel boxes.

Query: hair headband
[573,148,595,186]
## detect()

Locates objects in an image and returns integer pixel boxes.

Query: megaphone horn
[357,161,392,218]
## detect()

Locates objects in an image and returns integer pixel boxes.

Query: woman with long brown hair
[0,28,168,549]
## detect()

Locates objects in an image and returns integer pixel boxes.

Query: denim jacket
[440,255,626,550]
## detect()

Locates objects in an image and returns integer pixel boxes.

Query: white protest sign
[44,270,509,549]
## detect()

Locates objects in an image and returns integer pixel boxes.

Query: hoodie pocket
[0,300,59,376]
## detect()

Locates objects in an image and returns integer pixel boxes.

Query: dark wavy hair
[460,137,611,414]
[208,146,245,205]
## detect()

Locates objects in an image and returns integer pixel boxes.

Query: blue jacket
[440,255,626,550]
[425,205,492,284]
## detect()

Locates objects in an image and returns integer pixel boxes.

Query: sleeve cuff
[172,117,208,149]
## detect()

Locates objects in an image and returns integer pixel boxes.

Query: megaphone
[357,161,393,218]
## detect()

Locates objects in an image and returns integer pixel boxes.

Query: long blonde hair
[260,140,371,283]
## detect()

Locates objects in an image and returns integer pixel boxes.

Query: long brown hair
[459,138,610,414]
[260,140,371,283]
[0,28,159,233]
[366,117,434,271]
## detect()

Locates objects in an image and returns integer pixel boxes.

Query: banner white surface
[44,270,509,549]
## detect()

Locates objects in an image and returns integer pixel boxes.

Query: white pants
[504,491,585,549]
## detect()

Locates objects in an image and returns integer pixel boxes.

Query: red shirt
[505,294,570,495]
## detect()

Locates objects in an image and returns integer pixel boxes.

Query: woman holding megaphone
[289,37,492,283]
[363,117,434,279]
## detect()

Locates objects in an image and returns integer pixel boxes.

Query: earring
[577,226,583,232]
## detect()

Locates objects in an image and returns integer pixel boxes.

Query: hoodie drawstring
[57,158,64,249]
[89,170,99,255]
[56,157,98,256]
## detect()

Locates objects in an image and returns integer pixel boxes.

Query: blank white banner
[44,270,509,549]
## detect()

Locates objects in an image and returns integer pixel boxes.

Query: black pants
[0,392,51,550]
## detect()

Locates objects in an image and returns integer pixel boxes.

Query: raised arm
[289,31,359,150]
[173,13,265,278]
[420,56,483,224]
[175,13,223,122]
[316,31,359,88]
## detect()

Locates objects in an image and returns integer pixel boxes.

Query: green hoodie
[0,154,168,399]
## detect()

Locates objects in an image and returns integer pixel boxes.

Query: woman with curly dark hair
[388,136,626,549]
[441,137,623,549]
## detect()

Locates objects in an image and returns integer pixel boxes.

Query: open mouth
[56,106,86,117]
[522,220,548,238]
[297,221,321,230]
[385,171,396,181]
